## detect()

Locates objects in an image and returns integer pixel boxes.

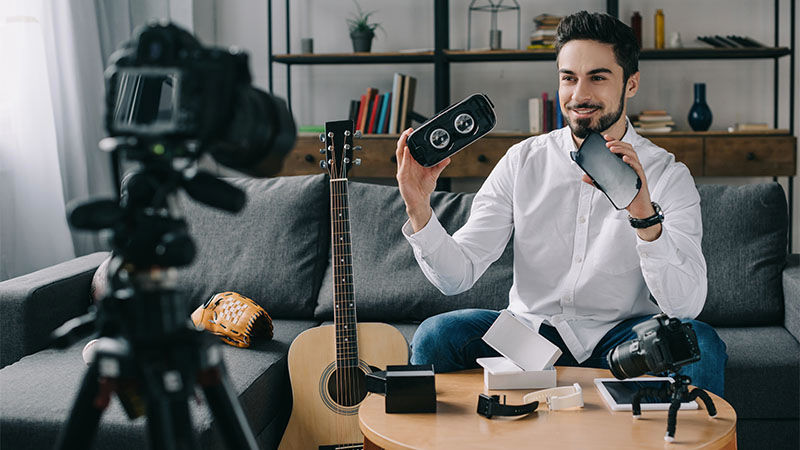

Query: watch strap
[522,383,584,410]
[629,202,664,229]
[477,393,539,418]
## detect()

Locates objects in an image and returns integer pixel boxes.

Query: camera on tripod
[52,21,296,450]
[606,313,701,380]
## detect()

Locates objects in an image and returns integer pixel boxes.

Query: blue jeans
[410,309,728,397]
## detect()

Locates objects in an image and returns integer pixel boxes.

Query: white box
[477,357,557,390]
[481,310,562,371]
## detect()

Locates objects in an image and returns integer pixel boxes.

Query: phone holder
[365,364,436,413]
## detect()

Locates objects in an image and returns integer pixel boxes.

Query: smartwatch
[629,202,664,229]
[477,394,539,419]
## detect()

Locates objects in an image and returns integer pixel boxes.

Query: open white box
[479,310,562,390]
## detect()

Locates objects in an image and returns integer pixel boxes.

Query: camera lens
[607,339,651,380]
[454,113,475,134]
[429,128,450,149]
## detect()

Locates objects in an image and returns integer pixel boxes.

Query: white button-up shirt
[402,123,707,363]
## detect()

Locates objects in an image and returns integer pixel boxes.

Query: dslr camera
[606,313,701,379]
[105,21,295,176]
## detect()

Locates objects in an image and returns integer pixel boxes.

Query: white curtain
[0,0,194,281]
[0,1,76,281]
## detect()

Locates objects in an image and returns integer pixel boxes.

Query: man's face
[557,39,638,140]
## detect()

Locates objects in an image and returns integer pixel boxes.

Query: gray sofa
[1,174,798,449]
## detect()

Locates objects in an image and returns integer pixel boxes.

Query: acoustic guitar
[278,120,409,450]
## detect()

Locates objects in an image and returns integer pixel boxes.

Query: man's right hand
[395,128,451,233]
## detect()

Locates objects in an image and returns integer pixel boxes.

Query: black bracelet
[629,202,664,229]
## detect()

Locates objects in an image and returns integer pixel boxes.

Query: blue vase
[688,83,712,131]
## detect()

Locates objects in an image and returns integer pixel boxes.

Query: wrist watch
[628,201,664,229]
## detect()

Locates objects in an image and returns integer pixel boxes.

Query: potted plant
[347,0,383,53]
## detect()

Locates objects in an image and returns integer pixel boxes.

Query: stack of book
[633,110,675,133]
[528,14,561,49]
[528,91,564,134]
[348,73,417,134]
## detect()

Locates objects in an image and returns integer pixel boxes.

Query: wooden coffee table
[359,367,736,449]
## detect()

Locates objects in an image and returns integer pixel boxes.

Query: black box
[365,364,436,413]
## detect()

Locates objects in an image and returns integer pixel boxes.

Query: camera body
[104,22,295,175]
[106,23,248,139]
[607,313,701,379]
[407,93,496,167]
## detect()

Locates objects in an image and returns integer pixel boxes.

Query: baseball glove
[191,292,273,348]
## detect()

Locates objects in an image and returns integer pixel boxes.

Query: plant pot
[350,30,374,52]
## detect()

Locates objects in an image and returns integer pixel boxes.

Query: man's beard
[564,88,626,139]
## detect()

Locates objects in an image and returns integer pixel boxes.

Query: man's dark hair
[554,11,640,82]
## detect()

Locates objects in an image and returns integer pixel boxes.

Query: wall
[197,0,799,249]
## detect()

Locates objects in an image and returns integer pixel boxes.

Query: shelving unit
[267,0,796,246]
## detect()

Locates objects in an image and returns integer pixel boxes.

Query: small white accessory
[522,383,584,410]
[82,338,100,365]
[482,310,562,371]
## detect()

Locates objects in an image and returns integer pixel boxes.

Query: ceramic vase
[688,83,713,131]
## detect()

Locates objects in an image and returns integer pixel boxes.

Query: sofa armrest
[784,253,800,343]
[0,252,110,368]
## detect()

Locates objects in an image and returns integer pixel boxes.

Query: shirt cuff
[402,211,448,258]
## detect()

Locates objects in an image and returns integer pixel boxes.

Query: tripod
[631,374,717,442]
[53,146,258,450]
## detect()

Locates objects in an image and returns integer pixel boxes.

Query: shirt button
[578,216,586,224]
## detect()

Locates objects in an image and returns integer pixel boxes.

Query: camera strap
[522,383,584,410]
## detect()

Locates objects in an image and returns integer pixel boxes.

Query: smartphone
[570,132,641,210]
[407,93,496,167]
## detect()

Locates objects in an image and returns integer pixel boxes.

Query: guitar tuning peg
[354,158,362,166]
[344,157,350,164]
[319,160,327,169]
[318,133,326,142]
[344,130,351,137]
[353,146,362,151]
[344,144,351,150]
[319,148,326,154]
[354,130,362,139]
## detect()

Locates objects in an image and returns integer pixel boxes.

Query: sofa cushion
[697,184,787,326]
[0,319,317,450]
[716,326,800,420]
[314,181,512,321]
[177,175,329,319]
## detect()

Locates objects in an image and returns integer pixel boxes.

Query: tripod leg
[55,361,106,450]
[200,368,258,450]
[168,399,200,450]
[631,387,661,418]
[689,388,717,417]
[146,392,178,450]
[665,398,681,442]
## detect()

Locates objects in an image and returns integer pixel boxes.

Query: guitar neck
[331,178,358,369]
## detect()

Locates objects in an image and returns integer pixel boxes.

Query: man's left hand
[580,135,662,241]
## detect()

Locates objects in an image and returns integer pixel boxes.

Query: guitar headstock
[320,120,362,179]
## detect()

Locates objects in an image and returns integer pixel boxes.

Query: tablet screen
[601,380,672,404]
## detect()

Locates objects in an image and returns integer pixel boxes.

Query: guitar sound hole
[327,366,368,407]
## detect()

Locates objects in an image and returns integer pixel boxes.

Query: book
[348,100,360,124]
[399,75,417,130]
[541,92,549,132]
[356,94,368,132]
[635,126,672,133]
[528,98,542,134]
[637,114,673,122]
[389,73,405,134]
[555,91,563,128]
[360,87,378,132]
[367,92,381,134]
[377,92,391,134]
[634,121,676,128]
[734,122,770,131]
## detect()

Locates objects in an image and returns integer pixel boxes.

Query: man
[394,11,727,396]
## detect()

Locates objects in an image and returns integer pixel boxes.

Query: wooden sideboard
[277,131,797,179]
